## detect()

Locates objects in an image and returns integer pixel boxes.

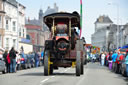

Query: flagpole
[80,0,82,38]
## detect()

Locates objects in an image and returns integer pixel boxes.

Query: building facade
[91,15,113,51]
[25,24,47,52]
[0,0,26,51]
[0,0,5,48]
[25,3,58,52]
[92,15,128,51]
[119,23,128,46]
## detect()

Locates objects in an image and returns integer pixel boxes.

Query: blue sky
[18,0,128,43]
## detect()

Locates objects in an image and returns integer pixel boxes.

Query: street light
[108,2,119,49]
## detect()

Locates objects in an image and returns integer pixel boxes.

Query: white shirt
[16,54,21,64]
[101,54,105,60]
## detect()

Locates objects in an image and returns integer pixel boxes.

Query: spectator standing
[106,52,109,66]
[16,52,21,70]
[125,50,128,76]
[3,50,10,73]
[101,52,105,66]
[34,52,40,67]
[108,51,113,70]
[112,51,118,71]
[99,53,103,64]
[41,51,44,64]
[9,47,16,73]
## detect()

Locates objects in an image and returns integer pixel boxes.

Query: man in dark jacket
[3,50,10,73]
[34,52,40,67]
[9,47,16,73]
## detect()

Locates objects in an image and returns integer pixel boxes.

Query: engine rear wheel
[44,50,50,76]
[50,65,53,75]
[76,51,81,76]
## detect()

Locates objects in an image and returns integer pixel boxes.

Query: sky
[17,0,128,44]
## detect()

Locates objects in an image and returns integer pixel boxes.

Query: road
[0,63,127,85]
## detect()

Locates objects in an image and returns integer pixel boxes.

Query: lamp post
[108,3,119,49]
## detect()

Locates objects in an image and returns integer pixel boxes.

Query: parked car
[20,53,30,69]
[0,59,6,74]
[20,53,36,69]
[0,47,6,74]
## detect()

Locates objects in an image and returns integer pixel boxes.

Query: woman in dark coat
[9,47,16,73]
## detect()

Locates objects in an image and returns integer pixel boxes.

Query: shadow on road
[19,72,44,76]
[51,72,76,77]
[19,72,76,77]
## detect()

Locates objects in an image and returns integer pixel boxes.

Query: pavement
[0,62,128,85]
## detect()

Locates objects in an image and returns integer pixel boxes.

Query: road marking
[51,76,55,78]
[40,67,71,84]
[41,78,50,83]
[62,68,71,72]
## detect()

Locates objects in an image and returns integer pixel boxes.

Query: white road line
[40,67,71,84]
[63,68,71,72]
[51,76,55,78]
[41,78,50,83]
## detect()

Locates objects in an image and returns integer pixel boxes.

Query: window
[13,39,16,48]
[23,29,24,37]
[19,28,21,36]
[6,20,9,30]
[6,38,9,50]
[13,21,16,31]
[0,35,2,47]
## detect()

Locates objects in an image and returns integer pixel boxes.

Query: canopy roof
[44,12,81,31]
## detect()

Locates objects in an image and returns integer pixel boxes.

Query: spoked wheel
[76,51,81,76]
[44,50,50,76]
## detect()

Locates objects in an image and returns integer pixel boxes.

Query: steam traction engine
[43,12,86,76]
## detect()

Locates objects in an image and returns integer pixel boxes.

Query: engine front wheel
[44,50,50,76]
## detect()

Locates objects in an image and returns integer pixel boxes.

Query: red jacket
[7,53,10,64]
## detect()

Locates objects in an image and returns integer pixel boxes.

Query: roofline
[5,0,17,8]
[4,0,26,9]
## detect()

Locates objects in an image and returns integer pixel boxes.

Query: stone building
[0,0,5,48]
[25,24,46,52]
[91,15,113,51]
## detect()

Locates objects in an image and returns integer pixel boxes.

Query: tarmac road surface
[0,63,128,85]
